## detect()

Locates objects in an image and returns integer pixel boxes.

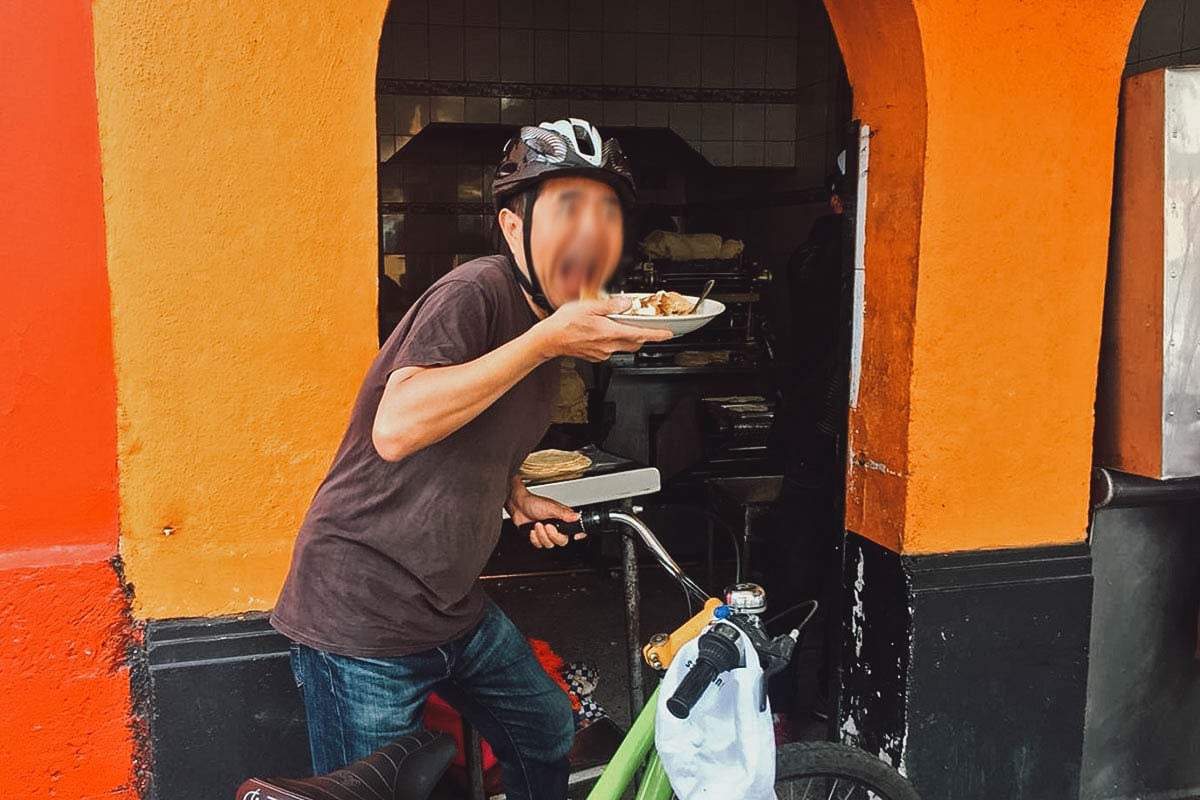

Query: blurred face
[499,176,624,308]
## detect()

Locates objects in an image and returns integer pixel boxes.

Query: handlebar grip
[665,623,743,719]
[666,661,719,719]
[514,518,586,539]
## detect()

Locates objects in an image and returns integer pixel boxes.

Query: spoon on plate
[689,279,715,314]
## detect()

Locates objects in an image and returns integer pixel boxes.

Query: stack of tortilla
[519,449,593,481]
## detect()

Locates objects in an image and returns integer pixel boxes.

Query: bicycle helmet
[492,118,636,312]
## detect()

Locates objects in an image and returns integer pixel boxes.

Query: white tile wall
[700,36,735,88]
[734,103,766,140]
[499,0,532,28]
[500,96,533,124]
[734,0,767,37]
[701,102,734,140]
[535,30,570,83]
[603,32,637,85]
[393,24,429,80]
[1185,3,1200,49]
[428,25,465,80]
[667,35,702,86]
[464,27,500,80]
[635,34,671,87]
[498,28,534,81]
[1127,0,1200,75]
[464,96,500,123]
[636,100,671,127]
[669,102,702,141]
[431,95,466,123]
[568,32,604,85]
[378,0,849,170]
[733,38,767,89]
[635,0,670,35]
[536,97,570,120]
[604,100,637,126]
[465,0,499,26]
[533,0,569,30]
[430,0,465,26]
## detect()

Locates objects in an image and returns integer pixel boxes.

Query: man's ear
[498,207,522,256]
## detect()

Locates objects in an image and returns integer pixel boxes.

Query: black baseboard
[144,614,310,800]
[837,533,1093,800]
[1082,503,1200,800]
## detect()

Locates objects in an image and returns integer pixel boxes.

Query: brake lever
[725,615,800,711]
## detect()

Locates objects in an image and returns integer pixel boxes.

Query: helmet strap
[511,188,554,313]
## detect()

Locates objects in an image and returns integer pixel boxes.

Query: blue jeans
[288,600,574,800]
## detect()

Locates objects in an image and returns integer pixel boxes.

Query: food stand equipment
[602,255,776,474]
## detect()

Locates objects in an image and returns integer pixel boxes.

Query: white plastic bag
[654,622,776,799]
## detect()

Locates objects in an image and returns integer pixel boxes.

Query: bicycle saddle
[236,731,456,800]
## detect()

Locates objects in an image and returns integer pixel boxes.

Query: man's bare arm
[372,297,670,462]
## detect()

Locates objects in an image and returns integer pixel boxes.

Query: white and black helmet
[492,117,636,209]
[492,118,636,312]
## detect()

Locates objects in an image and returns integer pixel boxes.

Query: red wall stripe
[0,1,119,552]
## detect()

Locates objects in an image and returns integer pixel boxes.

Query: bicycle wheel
[773,741,922,800]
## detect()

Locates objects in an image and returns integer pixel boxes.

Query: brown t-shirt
[271,256,556,657]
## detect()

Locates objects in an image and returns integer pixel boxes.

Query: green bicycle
[239,507,921,800]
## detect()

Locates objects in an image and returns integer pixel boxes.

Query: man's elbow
[372,423,418,462]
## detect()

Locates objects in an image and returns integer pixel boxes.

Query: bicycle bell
[724,582,767,614]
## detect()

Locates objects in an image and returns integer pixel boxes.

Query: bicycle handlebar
[666,623,743,718]
[519,504,806,718]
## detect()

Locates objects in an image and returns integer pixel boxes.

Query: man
[271,118,670,799]
[766,163,850,731]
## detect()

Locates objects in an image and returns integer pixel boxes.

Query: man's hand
[532,297,673,362]
[508,480,583,549]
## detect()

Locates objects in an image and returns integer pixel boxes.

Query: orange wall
[92,0,386,618]
[823,0,928,552]
[903,0,1143,552]
[1,560,142,799]
[826,0,1144,553]
[1094,71,1166,477]
[82,0,1149,628]
[0,2,137,797]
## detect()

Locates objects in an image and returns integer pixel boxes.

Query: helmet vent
[573,123,596,158]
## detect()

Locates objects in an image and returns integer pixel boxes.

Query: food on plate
[519,449,593,480]
[625,290,695,317]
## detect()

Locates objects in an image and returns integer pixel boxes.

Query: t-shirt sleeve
[386,279,495,373]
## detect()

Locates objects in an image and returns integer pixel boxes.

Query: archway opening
[370,0,858,738]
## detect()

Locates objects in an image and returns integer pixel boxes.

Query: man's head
[825,170,844,215]
[491,118,636,311]
[497,176,624,308]
[826,149,847,214]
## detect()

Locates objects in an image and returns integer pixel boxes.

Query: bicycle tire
[773,741,922,800]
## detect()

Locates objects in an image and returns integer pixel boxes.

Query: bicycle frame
[585,686,671,800]
[583,597,724,800]
[580,511,798,800]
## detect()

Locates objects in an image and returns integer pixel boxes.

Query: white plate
[607,293,726,336]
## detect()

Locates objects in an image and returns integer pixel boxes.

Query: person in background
[765,158,851,736]
[270,119,669,800]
